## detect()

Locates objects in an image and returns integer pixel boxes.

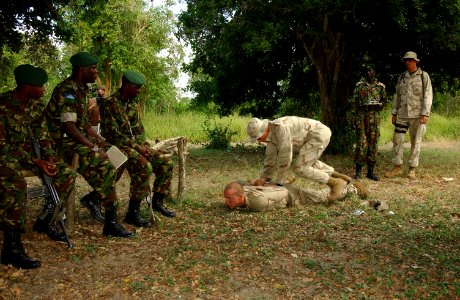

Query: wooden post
[176,138,187,200]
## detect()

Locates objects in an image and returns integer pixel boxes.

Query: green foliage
[202,116,238,149]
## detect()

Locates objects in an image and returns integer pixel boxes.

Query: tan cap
[246,118,269,143]
[401,51,420,62]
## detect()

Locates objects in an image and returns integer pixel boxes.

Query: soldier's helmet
[401,51,420,62]
[247,118,269,143]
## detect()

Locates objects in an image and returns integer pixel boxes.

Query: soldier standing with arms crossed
[349,64,388,181]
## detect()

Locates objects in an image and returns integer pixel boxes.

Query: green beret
[123,70,146,86]
[70,52,100,67]
[14,64,48,86]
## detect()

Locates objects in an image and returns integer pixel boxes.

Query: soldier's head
[96,86,106,97]
[70,52,100,84]
[247,118,270,143]
[401,51,419,72]
[121,70,146,99]
[224,182,246,209]
[14,64,48,100]
[363,64,375,81]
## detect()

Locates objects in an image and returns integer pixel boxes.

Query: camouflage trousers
[59,141,117,204]
[285,183,352,206]
[391,117,426,168]
[293,124,335,184]
[354,110,381,165]
[116,147,173,202]
[0,161,76,229]
[116,147,153,203]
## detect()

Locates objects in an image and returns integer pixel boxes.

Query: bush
[202,116,237,149]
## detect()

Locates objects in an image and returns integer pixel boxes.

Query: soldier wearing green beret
[0,65,77,269]
[45,52,134,238]
[94,70,176,225]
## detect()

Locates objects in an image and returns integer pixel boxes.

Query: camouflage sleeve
[100,98,132,147]
[272,124,292,184]
[29,99,55,159]
[128,102,149,147]
[421,72,433,116]
[260,142,277,180]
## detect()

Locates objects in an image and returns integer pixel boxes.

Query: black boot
[354,164,362,179]
[125,200,152,227]
[152,193,176,218]
[33,212,67,242]
[103,204,134,238]
[366,163,380,181]
[80,190,105,223]
[1,228,41,269]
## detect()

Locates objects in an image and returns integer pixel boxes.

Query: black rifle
[32,138,73,248]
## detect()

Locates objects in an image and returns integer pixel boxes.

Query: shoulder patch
[61,91,76,101]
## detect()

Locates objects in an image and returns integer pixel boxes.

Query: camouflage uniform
[100,90,172,201]
[45,78,117,203]
[261,116,334,185]
[242,183,355,212]
[391,68,432,168]
[0,91,76,228]
[350,79,387,165]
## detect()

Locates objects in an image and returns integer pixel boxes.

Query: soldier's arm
[273,125,293,184]
[421,72,433,117]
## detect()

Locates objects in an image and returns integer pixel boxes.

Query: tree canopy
[178,0,460,152]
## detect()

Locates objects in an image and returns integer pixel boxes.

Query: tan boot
[384,165,403,178]
[407,167,416,179]
[331,171,352,183]
[327,177,348,202]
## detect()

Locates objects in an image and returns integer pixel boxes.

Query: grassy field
[143,110,460,145]
[0,112,459,299]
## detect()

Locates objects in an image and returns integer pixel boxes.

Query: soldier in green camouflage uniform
[45,52,133,238]
[98,70,175,222]
[349,65,387,181]
[0,64,76,269]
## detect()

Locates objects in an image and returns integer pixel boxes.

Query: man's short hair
[224,182,244,195]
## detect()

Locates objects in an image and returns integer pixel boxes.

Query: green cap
[70,52,100,67]
[14,64,48,86]
[123,70,146,86]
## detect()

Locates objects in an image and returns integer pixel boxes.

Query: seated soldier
[0,64,77,269]
[224,179,367,212]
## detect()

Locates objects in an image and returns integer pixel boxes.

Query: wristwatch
[92,145,99,152]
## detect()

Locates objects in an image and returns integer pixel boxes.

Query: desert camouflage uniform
[100,90,172,201]
[0,91,76,228]
[391,68,432,167]
[350,80,387,165]
[261,116,334,185]
[45,78,117,203]
[243,183,354,212]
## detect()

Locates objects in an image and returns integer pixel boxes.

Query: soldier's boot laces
[384,165,403,178]
[327,177,348,202]
[332,171,352,183]
[366,164,380,181]
[153,194,176,218]
[407,167,416,179]
[1,228,41,269]
[125,200,152,227]
[353,165,362,180]
[103,206,134,238]
[80,190,105,223]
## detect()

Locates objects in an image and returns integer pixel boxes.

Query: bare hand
[33,159,57,176]
[97,149,108,160]
[420,115,429,124]
[254,177,267,186]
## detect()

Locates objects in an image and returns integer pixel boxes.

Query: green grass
[143,110,460,145]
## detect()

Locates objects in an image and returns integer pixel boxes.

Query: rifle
[145,187,161,226]
[31,138,74,248]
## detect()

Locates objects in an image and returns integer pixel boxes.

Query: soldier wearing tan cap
[385,51,433,179]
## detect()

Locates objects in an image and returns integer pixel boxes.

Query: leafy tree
[178,0,460,152]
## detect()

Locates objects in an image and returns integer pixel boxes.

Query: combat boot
[332,171,352,183]
[407,167,416,179]
[1,228,41,269]
[384,165,403,178]
[124,200,152,227]
[80,190,105,223]
[353,165,362,180]
[366,163,380,181]
[327,177,348,202]
[103,204,134,238]
[33,211,67,242]
[153,193,176,217]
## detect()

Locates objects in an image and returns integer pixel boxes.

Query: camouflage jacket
[261,116,326,184]
[45,77,92,143]
[243,185,289,212]
[392,68,433,118]
[100,90,149,151]
[350,79,387,112]
[0,91,55,168]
